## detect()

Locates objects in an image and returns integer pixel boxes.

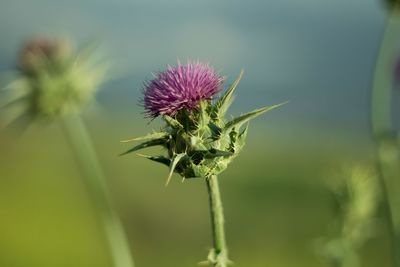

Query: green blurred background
[0,0,393,266]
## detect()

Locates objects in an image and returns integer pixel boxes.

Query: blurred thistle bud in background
[317,165,381,267]
[0,36,135,267]
[339,166,380,247]
[1,36,107,125]
[18,37,70,75]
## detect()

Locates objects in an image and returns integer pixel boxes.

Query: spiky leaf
[234,123,249,153]
[208,121,222,140]
[190,149,233,160]
[166,153,186,186]
[206,148,234,158]
[163,115,183,130]
[212,70,244,119]
[137,154,171,167]
[224,102,287,131]
[120,131,169,143]
[197,101,210,130]
[228,128,238,153]
[119,138,167,156]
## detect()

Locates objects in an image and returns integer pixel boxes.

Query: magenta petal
[143,61,223,117]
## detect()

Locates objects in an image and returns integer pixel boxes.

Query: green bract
[122,71,285,185]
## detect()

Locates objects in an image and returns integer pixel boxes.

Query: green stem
[371,5,399,138]
[376,143,400,267]
[371,4,400,267]
[206,175,229,267]
[62,113,135,267]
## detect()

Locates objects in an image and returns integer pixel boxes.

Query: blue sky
[0,0,389,136]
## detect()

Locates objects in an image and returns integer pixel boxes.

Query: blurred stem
[371,6,399,137]
[62,113,135,267]
[206,175,229,267]
[371,4,400,267]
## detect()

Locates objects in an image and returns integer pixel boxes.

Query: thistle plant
[1,38,106,124]
[1,37,135,267]
[318,165,380,267]
[121,61,284,267]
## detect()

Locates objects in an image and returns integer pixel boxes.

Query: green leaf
[224,102,288,131]
[213,70,244,118]
[0,95,30,110]
[190,149,233,159]
[236,123,249,150]
[228,128,238,153]
[165,153,186,186]
[137,154,171,167]
[0,79,31,109]
[120,131,169,143]
[208,121,222,140]
[163,115,183,130]
[197,101,210,129]
[205,148,234,158]
[238,123,249,140]
[119,138,167,156]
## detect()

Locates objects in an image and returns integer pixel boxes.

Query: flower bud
[18,37,70,75]
[2,37,107,123]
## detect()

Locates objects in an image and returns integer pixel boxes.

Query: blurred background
[0,0,394,266]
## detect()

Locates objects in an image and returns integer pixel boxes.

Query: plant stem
[62,113,135,267]
[371,6,399,138]
[206,175,229,267]
[371,4,400,267]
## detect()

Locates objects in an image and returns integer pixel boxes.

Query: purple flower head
[143,61,224,118]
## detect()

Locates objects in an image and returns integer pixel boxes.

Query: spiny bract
[122,69,284,185]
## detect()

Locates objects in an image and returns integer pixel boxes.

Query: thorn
[120,137,138,143]
[136,153,149,158]
[165,173,173,187]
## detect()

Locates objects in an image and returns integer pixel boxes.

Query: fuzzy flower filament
[143,62,223,117]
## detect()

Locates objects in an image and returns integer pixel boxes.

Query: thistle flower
[123,65,284,184]
[122,62,284,267]
[1,37,107,124]
[143,62,223,117]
